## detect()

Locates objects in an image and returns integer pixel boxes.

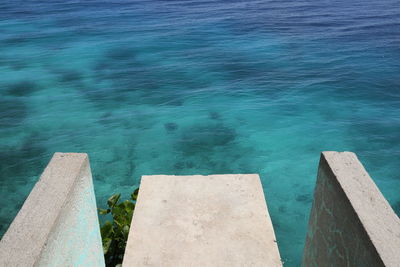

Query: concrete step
[123,174,282,267]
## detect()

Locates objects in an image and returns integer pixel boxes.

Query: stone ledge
[123,174,282,267]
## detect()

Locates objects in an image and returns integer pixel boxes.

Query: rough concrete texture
[0,153,105,267]
[123,174,282,267]
[302,151,400,267]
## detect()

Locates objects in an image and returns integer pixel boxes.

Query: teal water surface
[0,0,399,265]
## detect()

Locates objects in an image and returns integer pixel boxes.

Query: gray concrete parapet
[302,151,400,267]
[0,153,105,267]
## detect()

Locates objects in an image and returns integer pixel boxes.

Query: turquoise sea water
[0,0,399,265]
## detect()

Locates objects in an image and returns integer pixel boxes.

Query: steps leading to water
[0,152,399,266]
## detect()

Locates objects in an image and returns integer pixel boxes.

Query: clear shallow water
[0,0,399,265]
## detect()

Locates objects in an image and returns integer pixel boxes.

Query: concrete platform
[123,174,282,267]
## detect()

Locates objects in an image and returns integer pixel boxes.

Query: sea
[0,0,399,265]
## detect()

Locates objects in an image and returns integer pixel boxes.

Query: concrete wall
[123,174,282,267]
[302,152,400,267]
[0,153,105,267]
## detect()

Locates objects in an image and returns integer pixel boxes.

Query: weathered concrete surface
[302,151,400,267]
[123,174,282,267]
[0,153,105,267]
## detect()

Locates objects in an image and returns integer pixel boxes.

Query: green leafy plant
[99,188,139,267]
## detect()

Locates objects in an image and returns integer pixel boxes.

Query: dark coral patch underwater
[176,122,237,154]
[6,81,37,97]
[0,98,27,128]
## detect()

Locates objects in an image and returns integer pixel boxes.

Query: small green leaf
[102,238,112,255]
[98,208,110,215]
[122,225,130,238]
[100,221,113,238]
[112,205,124,218]
[131,188,139,201]
[121,200,135,213]
[107,193,121,208]
[113,214,124,228]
